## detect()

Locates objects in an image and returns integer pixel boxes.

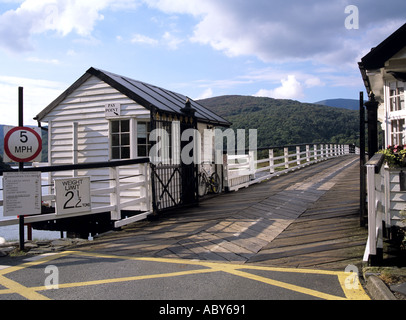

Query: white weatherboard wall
[41,76,150,212]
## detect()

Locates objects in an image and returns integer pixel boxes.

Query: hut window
[137,121,150,157]
[111,119,130,159]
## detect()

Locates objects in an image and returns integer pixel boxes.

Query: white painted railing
[0,159,152,229]
[223,144,352,192]
[364,153,385,263]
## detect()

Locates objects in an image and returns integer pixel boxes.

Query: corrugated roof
[35,67,231,127]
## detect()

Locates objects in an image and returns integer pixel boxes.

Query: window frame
[389,81,405,112]
[109,118,151,160]
[391,118,405,146]
[110,119,131,160]
[136,121,151,158]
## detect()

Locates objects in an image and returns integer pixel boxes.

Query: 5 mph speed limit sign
[3,126,42,162]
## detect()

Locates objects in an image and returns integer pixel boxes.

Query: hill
[198,95,359,148]
[314,98,359,111]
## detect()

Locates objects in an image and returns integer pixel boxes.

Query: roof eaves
[360,23,406,70]
[192,99,231,127]
[35,66,232,127]
[35,72,93,122]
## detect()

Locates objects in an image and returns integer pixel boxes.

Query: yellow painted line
[0,250,370,300]
[230,263,342,275]
[0,274,50,300]
[0,288,14,295]
[30,268,219,292]
[220,267,346,300]
[0,251,76,300]
[336,273,370,300]
[0,251,76,276]
[72,251,371,300]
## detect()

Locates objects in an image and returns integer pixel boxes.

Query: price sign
[3,126,42,162]
[54,177,92,215]
[3,172,42,216]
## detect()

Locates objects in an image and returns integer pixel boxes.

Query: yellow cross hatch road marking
[0,250,370,300]
[0,274,50,300]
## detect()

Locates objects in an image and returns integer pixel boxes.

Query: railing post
[284,147,289,169]
[314,144,318,161]
[269,149,275,174]
[306,145,310,162]
[110,166,121,221]
[365,154,385,265]
[296,146,301,166]
[366,163,377,258]
[249,151,256,179]
[141,163,151,211]
[223,153,229,191]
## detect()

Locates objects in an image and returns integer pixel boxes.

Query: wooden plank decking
[79,155,367,271]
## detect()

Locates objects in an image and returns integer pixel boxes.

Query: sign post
[2,87,43,250]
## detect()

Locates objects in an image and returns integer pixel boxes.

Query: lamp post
[365,92,379,159]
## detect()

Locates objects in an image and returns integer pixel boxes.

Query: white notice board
[54,177,92,215]
[3,171,42,217]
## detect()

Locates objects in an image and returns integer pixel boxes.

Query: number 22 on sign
[54,177,92,215]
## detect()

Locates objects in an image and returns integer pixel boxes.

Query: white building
[359,23,406,148]
[34,67,230,221]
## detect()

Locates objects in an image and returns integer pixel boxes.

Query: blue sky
[0,0,405,125]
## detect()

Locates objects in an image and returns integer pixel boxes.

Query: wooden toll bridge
[77,154,367,270]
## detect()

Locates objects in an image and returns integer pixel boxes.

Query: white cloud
[194,88,213,100]
[131,33,159,46]
[0,75,65,125]
[26,57,59,64]
[144,0,406,68]
[66,49,77,56]
[162,31,183,50]
[130,31,184,50]
[304,77,324,88]
[0,0,129,53]
[254,75,304,100]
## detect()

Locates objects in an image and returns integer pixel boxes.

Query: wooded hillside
[198,95,359,148]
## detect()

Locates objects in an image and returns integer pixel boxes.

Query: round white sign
[4,127,42,162]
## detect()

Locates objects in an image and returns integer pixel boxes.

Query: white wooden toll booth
[33,67,230,236]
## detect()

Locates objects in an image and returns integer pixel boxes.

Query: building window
[391,119,405,146]
[389,81,405,112]
[111,119,130,160]
[137,121,151,157]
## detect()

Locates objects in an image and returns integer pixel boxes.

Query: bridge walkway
[78,155,366,271]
